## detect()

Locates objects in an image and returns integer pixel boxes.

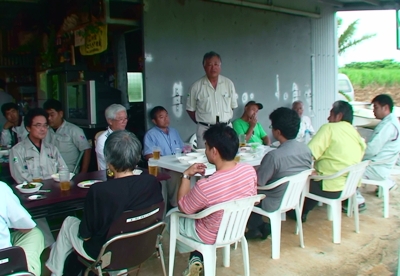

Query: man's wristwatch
[182,174,191,180]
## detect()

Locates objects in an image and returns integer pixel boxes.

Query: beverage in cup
[148,158,158,177]
[152,146,161,160]
[239,134,246,147]
[32,167,42,183]
[59,169,71,191]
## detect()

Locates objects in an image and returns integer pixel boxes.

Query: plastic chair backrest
[189,133,197,149]
[94,131,105,147]
[339,160,370,200]
[278,169,313,212]
[0,246,29,275]
[72,150,85,175]
[212,194,265,246]
[99,201,165,271]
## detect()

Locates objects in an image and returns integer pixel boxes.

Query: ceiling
[320,0,400,10]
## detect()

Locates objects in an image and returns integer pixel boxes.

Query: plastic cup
[148,158,158,176]
[152,146,161,160]
[31,167,42,183]
[175,148,182,158]
[59,169,71,191]
[239,134,246,147]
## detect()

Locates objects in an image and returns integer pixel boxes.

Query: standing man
[143,106,184,208]
[43,99,91,173]
[0,79,14,129]
[95,104,128,170]
[176,124,257,275]
[357,94,400,206]
[232,101,270,145]
[186,51,238,148]
[1,102,28,147]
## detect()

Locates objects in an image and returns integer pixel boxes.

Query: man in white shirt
[1,102,28,147]
[0,181,44,275]
[95,104,128,170]
[186,51,238,148]
[292,101,315,143]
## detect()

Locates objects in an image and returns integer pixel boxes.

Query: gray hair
[105,104,126,120]
[292,101,303,109]
[104,130,141,172]
[331,100,353,124]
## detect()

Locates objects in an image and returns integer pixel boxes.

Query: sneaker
[342,203,366,213]
[182,256,203,276]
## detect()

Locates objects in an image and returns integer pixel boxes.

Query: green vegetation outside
[339,59,400,87]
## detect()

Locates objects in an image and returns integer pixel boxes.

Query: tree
[338,17,376,55]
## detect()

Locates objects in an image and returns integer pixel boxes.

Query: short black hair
[332,101,353,124]
[24,108,49,128]
[1,102,18,117]
[202,51,221,65]
[43,99,63,112]
[371,94,394,112]
[269,107,300,140]
[149,106,167,120]
[0,79,5,90]
[203,124,238,161]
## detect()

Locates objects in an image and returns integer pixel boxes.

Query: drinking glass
[152,146,161,160]
[148,158,158,176]
[175,148,182,158]
[59,169,71,191]
[32,167,42,183]
[239,134,246,147]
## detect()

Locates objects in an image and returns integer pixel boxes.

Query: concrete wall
[143,0,334,141]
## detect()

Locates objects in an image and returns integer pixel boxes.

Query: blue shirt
[143,126,184,156]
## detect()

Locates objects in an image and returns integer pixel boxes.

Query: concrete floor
[41,174,400,276]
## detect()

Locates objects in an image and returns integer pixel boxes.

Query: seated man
[0,79,14,128]
[143,106,184,208]
[358,94,400,203]
[95,104,128,170]
[9,108,67,183]
[43,99,91,173]
[292,101,315,143]
[1,102,28,147]
[46,130,163,275]
[246,107,312,238]
[302,101,366,218]
[0,181,44,275]
[177,124,257,275]
[232,101,271,145]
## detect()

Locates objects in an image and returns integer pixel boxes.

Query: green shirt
[308,121,366,192]
[232,118,267,144]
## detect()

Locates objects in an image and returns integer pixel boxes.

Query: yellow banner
[80,24,107,55]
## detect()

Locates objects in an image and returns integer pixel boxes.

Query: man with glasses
[1,102,28,147]
[43,99,91,173]
[96,104,128,170]
[9,108,67,183]
[186,51,238,148]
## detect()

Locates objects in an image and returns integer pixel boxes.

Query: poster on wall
[80,24,108,55]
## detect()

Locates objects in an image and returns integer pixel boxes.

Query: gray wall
[143,0,332,141]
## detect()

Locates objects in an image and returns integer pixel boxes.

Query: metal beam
[362,0,380,5]
[318,0,343,7]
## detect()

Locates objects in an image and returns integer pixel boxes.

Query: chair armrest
[167,206,224,220]
[257,169,313,190]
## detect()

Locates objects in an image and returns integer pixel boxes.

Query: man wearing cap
[233,101,271,145]
[186,51,238,148]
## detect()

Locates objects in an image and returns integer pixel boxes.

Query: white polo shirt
[95,127,113,170]
[186,75,238,124]
[0,181,36,249]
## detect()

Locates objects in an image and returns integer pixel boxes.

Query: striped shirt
[178,163,257,244]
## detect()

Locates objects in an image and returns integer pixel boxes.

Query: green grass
[339,68,400,88]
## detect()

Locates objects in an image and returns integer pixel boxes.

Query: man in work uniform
[43,99,91,173]
[1,102,28,147]
[186,51,238,148]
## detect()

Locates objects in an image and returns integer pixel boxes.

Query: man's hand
[3,121,13,130]
[184,163,207,177]
[249,115,257,128]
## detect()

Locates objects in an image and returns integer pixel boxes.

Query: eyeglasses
[32,124,49,129]
[113,117,128,123]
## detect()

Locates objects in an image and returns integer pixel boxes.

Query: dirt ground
[354,85,400,104]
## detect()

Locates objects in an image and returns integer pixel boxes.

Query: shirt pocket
[222,93,232,113]
[197,91,211,113]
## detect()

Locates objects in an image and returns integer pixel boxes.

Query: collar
[382,113,395,122]
[155,126,169,134]
[202,75,223,86]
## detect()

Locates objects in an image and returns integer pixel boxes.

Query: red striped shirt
[178,163,257,244]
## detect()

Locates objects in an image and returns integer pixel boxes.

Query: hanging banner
[80,24,107,55]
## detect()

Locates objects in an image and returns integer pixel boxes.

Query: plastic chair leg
[222,245,230,267]
[241,237,250,276]
[270,213,282,259]
[347,197,352,218]
[327,204,333,221]
[295,206,305,248]
[352,194,359,233]
[203,251,217,276]
[383,186,389,218]
[158,243,167,276]
[168,225,177,276]
[332,202,342,244]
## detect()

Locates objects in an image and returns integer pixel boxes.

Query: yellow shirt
[308,121,366,191]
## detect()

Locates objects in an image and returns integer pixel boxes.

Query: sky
[338,10,400,67]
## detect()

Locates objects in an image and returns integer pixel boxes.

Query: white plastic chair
[252,169,313,259]
[301,161,370,244]
[168,194,265,276]
[188,133,197,149]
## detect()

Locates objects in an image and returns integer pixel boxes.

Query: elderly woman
[9,108,67,184]
[95,104,128,170]
[46,130,163,276]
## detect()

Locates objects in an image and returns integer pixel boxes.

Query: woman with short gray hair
[46,130,163,275]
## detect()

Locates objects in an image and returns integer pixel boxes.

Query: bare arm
[80,149,91,173]
[144,153,153,160]
[187,110,197,124]
[262,135,271,146]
